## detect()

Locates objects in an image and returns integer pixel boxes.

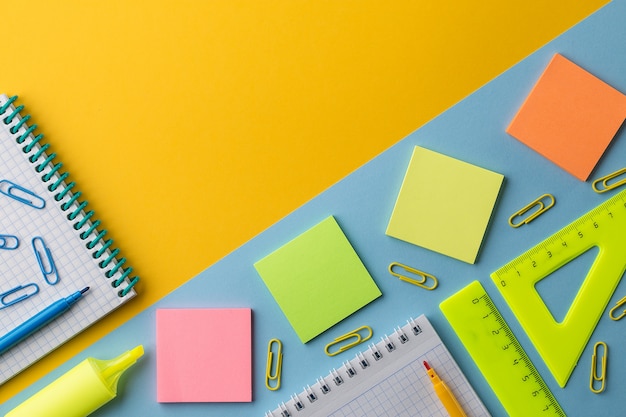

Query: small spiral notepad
[0,95,139,385]
[267,315,490,417]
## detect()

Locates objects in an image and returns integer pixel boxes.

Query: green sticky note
[254,216,382,343]
[386,146,504,264]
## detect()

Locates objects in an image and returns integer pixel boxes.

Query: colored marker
[424,360,467,417]
[6,345,144,417]
[0,287,89,355]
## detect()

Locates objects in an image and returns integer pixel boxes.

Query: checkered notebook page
[267,315,490,417]
[0,95,136,384]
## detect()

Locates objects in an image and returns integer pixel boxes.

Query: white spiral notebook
[0,95,139,384]
[267,315,490,417]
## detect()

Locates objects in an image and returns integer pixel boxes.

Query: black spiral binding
[266,319,425,417]
[0,95,139,296]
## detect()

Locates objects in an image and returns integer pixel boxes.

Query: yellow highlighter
[424,360,467,417]
[6,345,144,417]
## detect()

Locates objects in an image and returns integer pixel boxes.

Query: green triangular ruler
[491,188,626,387]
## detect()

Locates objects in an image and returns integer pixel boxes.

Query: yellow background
[1,0,608,401]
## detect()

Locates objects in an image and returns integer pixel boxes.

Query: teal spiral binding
[0,95,139,296]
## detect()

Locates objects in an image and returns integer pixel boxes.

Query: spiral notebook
[267,315,490,417]
[0,95,139,385]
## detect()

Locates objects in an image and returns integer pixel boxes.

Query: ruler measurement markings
[494,198,624,283]
[441,282,566,416]
[491,189,626,388]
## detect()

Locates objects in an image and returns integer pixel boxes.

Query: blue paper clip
[32,237,60,285]
[0,179,46,209]
[0,283,39,309]
[0,234,19,250]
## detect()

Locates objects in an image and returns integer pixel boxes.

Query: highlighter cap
[6,345,144,417]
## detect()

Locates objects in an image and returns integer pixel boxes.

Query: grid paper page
[267,315,490,417]
[0,95,135,384]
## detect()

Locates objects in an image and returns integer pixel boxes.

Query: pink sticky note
[156,308,252,403]
[507,54,626,181]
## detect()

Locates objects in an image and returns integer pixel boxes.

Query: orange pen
[424,361,467,417]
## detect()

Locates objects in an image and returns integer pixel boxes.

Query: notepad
[507,53,626,181]
[254,216,381,343]
[156,308,252,403]
[386,146,504,264]
[267,315,490,417]
[0,95,138,385]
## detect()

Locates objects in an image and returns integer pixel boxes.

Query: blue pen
[0,287,89,355]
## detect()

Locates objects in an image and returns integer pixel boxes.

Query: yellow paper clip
[590,341,607,394]
[265,338,282,391]
[592,167,626,193]
[324,326,372,356]
[388,262,438,290]
[508,193,555,228]
[608,296,626,321]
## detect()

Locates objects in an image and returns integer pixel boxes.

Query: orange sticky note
[507,54,626,180]
[156,308,252,403]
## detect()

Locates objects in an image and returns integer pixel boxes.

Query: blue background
[3,1,626,415]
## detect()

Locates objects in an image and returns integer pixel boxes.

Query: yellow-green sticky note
[254,216,382,343]
[386,146,504,264]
